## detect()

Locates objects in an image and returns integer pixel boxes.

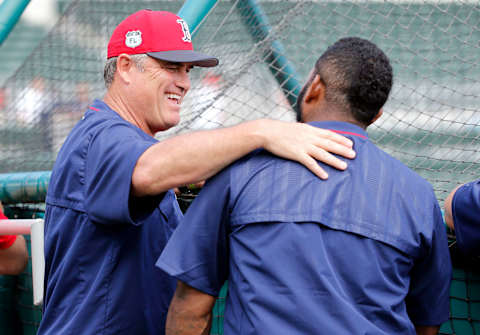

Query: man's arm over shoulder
[132,119,356,196]
[166,281,216,335]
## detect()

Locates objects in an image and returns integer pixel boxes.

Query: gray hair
[103,54,149,88]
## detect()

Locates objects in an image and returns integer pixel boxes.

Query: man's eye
[162,65,179,72]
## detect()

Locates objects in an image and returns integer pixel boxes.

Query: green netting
[439,233,480,335]
[0,274,21,335]
[210,282,228,335]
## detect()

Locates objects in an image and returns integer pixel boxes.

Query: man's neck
[303,107,367,130]
[103,90,153,136]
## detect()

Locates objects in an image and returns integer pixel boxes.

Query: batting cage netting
[0,0,479,334]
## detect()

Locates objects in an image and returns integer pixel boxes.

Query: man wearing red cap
[38,10,355,335]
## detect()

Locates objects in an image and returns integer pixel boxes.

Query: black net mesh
[0,0,478,205]
[0,0,479,334]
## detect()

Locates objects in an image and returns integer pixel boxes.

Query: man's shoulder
[82,105,128,130]
[233,148,295,169]
[367,141,434,191]
[73,104,154,145]
[226,148,299,182]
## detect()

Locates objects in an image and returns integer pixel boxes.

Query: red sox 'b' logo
[177,19,192,42]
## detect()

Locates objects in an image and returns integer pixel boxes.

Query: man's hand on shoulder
[255,119,356,179]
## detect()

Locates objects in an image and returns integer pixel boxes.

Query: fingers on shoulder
[307,145,348,171]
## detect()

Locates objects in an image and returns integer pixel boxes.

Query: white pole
[30,219,44,306]
[0,219,34,234]
[0,218,44,306]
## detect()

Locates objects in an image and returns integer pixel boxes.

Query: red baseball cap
[107,10,218,67]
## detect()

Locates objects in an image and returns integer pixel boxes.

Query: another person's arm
[0,203,28,275]
[444,180,480,255]
[415,325,440,335]
[0,235,28,275]
[444,184,463,230]
[132,119,355,196]
[157,168,232,334]
[166,281,216,335]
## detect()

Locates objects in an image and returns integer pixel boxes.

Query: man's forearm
[166,304,212,335]
[133,120,264,196]
[166,281,216,335]
[132,119,355,196]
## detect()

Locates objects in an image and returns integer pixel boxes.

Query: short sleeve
[156,168,231,297]
[452,180,480,256]
[406,202,452,326]
[84,123,156,225]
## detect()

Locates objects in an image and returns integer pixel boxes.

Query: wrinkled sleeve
[406,201,452,326]
[156,168,231,297]
[452,179,480,256]
[84,123,156,225]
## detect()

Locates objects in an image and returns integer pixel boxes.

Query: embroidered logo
[125,30,142,48]
[176,19,192,42]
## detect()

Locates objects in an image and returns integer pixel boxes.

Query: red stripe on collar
[330,129,367,139]
[89,106,100,112]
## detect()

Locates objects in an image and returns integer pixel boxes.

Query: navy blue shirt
[39,100,183,335]
[158,121,451,334]
[452,179,480,256]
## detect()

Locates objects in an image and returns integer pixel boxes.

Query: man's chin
[152,120,180,133]
[165,118,181,131]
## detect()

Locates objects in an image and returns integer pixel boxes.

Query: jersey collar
[308,121,368,139]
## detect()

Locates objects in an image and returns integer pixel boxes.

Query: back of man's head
[313,37,393,126]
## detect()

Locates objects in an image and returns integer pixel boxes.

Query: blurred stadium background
[0,0,479,334]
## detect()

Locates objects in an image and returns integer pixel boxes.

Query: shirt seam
[230,213,416,254]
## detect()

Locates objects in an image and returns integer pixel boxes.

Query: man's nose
[176,70,191,94]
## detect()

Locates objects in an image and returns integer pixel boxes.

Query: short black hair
[315,37,393,125]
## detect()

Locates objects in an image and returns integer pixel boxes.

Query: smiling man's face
[132,57,193,134]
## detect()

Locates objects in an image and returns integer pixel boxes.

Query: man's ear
[115,54,135,85]
[371,108,383,124]
[304,74,325,104]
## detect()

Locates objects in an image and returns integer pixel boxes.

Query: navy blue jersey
[158,121,451,334]
[39,100,183,335]
[452,179,480,256]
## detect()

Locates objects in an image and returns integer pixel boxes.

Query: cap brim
[147,50,219,67]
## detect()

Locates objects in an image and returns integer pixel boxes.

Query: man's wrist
[243,119,268,149]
